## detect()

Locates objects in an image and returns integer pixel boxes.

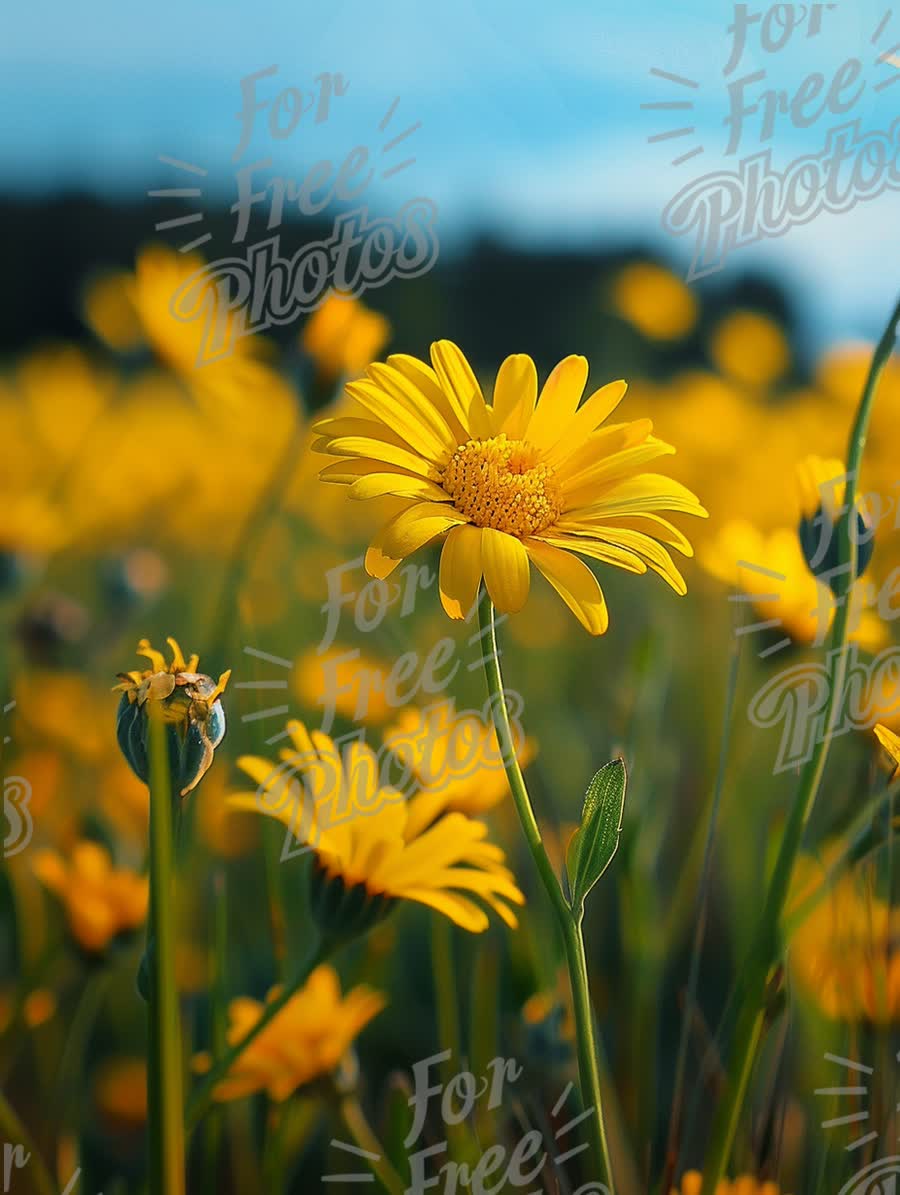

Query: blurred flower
[671,1174,782,1195]
[789,851,900,1023]
[94,1058,148,1130]
[14,671,108,762]
[192,964,385,1102]
[86,246,290,417]
[83,271,145,351]
[229,719,525,935]
[699,521,884,651]
[874,723,900,779]
[301,291,391,381]
[22,988,57,1028]
[816,341,900,439]
[382,701,535,832]
[611,261,698,341]
[33,841,148,954]
[314,341,706,634]
[115,637,230,797]
[0,987,58,1032]
[710,310,790,387]
[293,644,395,726]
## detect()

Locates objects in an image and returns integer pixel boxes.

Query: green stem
[0,1088,56,1195]
[478,591,615,1192]
[700,293,900,1194]
[430,916,470,1160]
[186,938,329,1131]
[147,712,186,1195]
[339,1094,406,1195]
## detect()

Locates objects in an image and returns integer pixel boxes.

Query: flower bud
[795,455,874,593]
[115,637,230,797]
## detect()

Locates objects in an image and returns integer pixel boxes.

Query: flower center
[441,435,561,538]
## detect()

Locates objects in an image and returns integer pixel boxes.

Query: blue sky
[4,0,899,347]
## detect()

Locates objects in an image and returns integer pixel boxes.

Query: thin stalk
[701,293,900,1193]
[202,868,229,1195]
[186,938,328,1131]
[147,712,186,1195]
[339,1094,407,1195]
[430,916,470,1161]
[478,591,615,1191]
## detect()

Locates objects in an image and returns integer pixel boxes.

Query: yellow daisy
[33,841,148,955]
[228,719,524,935]
[193,965,385,1102]
[313,341,707,634]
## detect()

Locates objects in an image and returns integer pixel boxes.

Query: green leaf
[566,758,627,911]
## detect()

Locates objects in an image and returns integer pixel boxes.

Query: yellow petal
[346,378,454,463]
[574,473,707,519]
[491,353,537,439]
[875,723,900,771]
[430,341,492,438]
[546,380,628,465]
[525,355,588,450]
[385,352,468,443]
[560,438,677,505]
[321,436,440,479]
[481,528,530,613]
[525,539,609,635]
[379,502,469,561]
[439,525,484,619]
[349,474,451,502]
[402,888,490,933]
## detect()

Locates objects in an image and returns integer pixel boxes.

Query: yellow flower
[33,841,149,954]
[301,291,391,381]
[874,722,900,779]
[193,965,385,1102]
[788,850,900,1023]
[671,1174,783,1195]
[314,342,706,634]
[87,245,283,411]
[229,719,525,935]
[698,520,884,651]
[710,310,790,387]
[611,261,699,341]
[382,701,535,830]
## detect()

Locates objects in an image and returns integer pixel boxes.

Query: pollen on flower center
[441,435,561,537]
